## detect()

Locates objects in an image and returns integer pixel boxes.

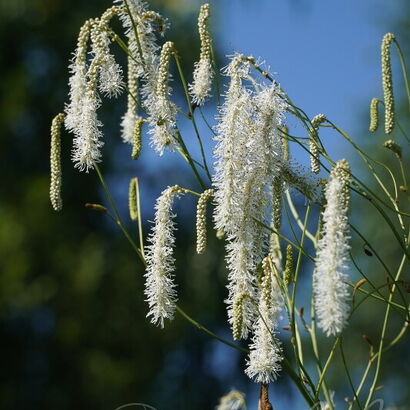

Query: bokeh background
[1,0,410,408]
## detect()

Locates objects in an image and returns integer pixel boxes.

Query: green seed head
[381,33,395,134]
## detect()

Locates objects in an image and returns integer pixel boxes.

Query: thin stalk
[349,320,409,409]
[123,0,145,68]
[285,189,316,244]
[310,300,333,407]
[350,224,410,317]
[134,177,145,257]
[364,247,408,407]
[393,39,410,112]
[176,306,316,406]
[199,106,217,136]
[399,158,408,192]
[175,305,247,353]
[315,338,340,397]
[290,203,311,378]
[210,43,221,106]
[253,218,315,262]
[349,254,409,319]
[340,339,364,410]
[173,51,212,182]
[174,130,207,190]
[348,281,408,313]
[94,163,146,266]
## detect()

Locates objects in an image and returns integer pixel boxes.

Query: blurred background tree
[0,1,233,409]
[1,0,410,409]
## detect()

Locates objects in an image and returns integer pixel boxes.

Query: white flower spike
[313,159,351,337]
[189,3,213,105]
[144,185,183,328]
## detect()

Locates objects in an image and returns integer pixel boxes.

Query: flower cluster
[309,113,326,175]
[189,3,213,105]
[196,189,214,254]
[147,41,178,154]
[51,1,384,397]
[369,97,380,132]
[50,113,66,211]
[144,185,183,328]
[381,33,395,134]
[213,55,287,340]
[245,257,283,384]
[313,159,351,336]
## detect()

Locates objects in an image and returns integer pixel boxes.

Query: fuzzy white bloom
[213,58,287,340]
[144,185,183,328]
[248,83,285,262]
[147,41,178,154]
[114,0,167,144]
[65,19,94,134]
[114,0,167,110]
[313,160,351,337]
[71,84,104,171]
[91,9,125,98]
[148,95,178,154]
[216,86,259,338]
[216,390,246,410]
[121,110,140,144]
[189,3,213,105]
[121,55,141,143]
[191,59,213,105]
[66,11,124,171]
[225,178,261,339]
[65,20,104,171]
[213,54,252,234]
[98,54,124,98]
[245,257,282,384]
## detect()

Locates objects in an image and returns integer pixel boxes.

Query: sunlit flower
[245,257,283,383]
[189,3,213,105]
[144,185,183,327]
[313,159,351,336]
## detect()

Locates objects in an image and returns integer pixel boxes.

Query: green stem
[173,52,212,182]
[393,39,410,112]
[310,300,333,407]
[134,177,145,258]
[175,305,247,353]
[210,43,221,106]
[94,163,146,266]
[364,248,408,407]
[175,130,207,190]
[315,338,340,398]
[123,0,145,68]
[178,302,317,406]
[340,339,364,410]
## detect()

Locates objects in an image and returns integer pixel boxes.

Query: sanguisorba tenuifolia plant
[50,0,410,407]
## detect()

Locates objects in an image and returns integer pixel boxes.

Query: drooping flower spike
[245,257,283,384]
[309,113,326,175]
[313,159,351,337]
[369,97,380,132]
[144,185,183,328]
[189,3,214,105]
[50,113,66,211]
[381,33,395,134]
[147,41,178,154]
[196,189,214,254]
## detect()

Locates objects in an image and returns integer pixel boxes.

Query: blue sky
[214,0,400,129]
